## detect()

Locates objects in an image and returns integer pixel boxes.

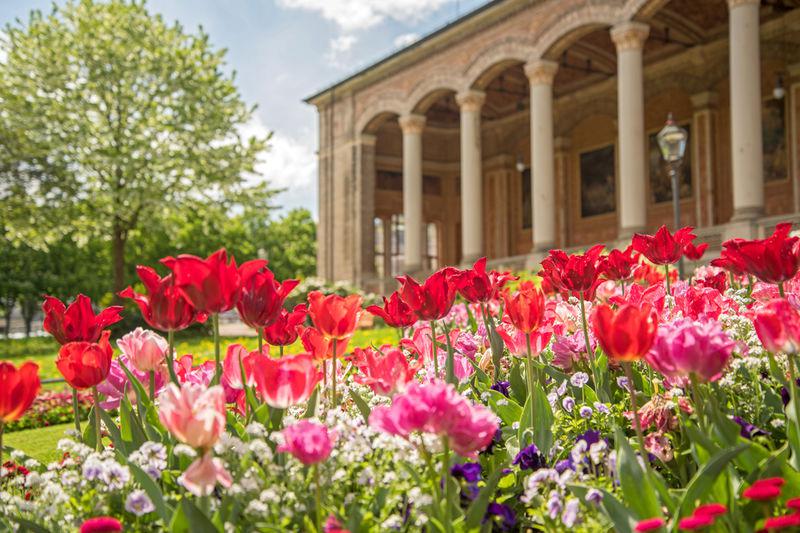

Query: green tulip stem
[331,338,338,406]
[0,422,5,466]
[664,264,672,298]
[72,388,82,436]
[430,320,439,379]
[441,436,452,533]
[166,329,180,385]
[212,313,221,382]
[623,363,650,477]
[525,333,537,434]
[314,464,323,533]
[779,282,786,298]
[149,371,155,401]
[92,386,102,452]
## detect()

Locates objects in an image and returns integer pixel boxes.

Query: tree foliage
[0,0,270,296]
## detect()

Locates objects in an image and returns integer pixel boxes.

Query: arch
[622,0,671,21]
[555,96,617,137]
[462,36,537,89]
[356,97,404,134]
[531,4,623,61]
[404,74,463,115]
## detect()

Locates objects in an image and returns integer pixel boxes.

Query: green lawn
[1,326,399,381]
[1,326,398,461]
[4,423,73,464]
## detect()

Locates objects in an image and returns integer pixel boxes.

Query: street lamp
[657,113,688,278]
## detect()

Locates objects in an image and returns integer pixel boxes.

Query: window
[389,214,405,276]
[763,97,788,182]
[521,168,532,230]
[648,125,692,204]
[579,144,616,218]
[373,217,384,278]
[423,222,439,271]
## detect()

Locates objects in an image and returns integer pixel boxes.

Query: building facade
[305,0,800,292]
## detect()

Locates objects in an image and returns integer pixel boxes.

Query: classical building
[305,0,800,292]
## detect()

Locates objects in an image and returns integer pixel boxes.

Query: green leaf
[302,388,319,419]
[531,382,554,455]
[569,484,636,533]
[614,428,661,520]
[120,394,148,449]
[171,499,219,533]
[464,468,504,530]
[508,362,528,406]
[518,395,532,447]
[6,515,51,533]
[349,388,372,424]
[486,390,522,428]
[671,443,749,532]
[99,408,127,455]
[128,461,172,523]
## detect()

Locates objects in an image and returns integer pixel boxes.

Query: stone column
[788,63,800,214]
[456,89,486,264]
[728,0,764,220]
[382,216,392,287]
[611,21,649,237]
[399,114,426,272]
[525,59,559,251]
[691,92,719,227]
[355,133,377,284]
[554,136,571,247]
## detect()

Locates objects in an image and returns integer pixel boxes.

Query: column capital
[524,59,559,86]
[398,113,426,135]
[788,62,800,81]
[554,136,571,151]
[690,91,719,110]
[610,21,650,52]
[727,0,760,7]
[455,89,486,112]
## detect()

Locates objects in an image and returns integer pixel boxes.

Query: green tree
[263,208,317,280]
[0,0,270,298]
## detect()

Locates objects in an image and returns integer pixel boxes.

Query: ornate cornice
[456,89,486,112]
[524,59,559,86]
[398,113,426,135]
[610,21,650,52]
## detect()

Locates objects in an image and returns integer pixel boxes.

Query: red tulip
[682,241,708,261]
[120,265,205,332]
[711,223,800,284]
[307,291,362,341]
[602,247,637,282]
[366,291,417,329]
[501,281,546,334]
[538,245,605,298]
[263,304,307,346]
[0,361,40,423]
[631,225,697,265]
[236,263,298,330]
[161,248,267,314]
[694,271,727,293]
[56,330,114,389]
[299,326,350,360]
[450,257,516,303]
[397,267,458,321]
[591,304,658,362]
[42,294,123,345]
[252,353,321,408]
[350,345,419,396]
[753,299,800,354]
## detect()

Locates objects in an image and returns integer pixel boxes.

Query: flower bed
[2,228,800,532]
[4,389,92,433]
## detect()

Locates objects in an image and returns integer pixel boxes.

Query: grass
[4,422,73,464]
[1,326,399,461]
[1,326,399,381]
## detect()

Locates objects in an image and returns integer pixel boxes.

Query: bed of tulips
[3,224,800,532]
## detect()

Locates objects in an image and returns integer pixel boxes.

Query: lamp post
[656,113,688,278]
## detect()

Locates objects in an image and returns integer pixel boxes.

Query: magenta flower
[278,420,337,465]
[97,354,166,409]
[369,380,498,458]
[646,318,735,384]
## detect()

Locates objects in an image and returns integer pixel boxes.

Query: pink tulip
[97,354,166,409]
[179,452,233,496]
[351,345,419,396]
[158,383,226,451]
[496,321,552,358]
[174,355,216,387]
[369,380,498,458]
[278,419,337,465]
[646,318,735,384]
[251,353,321,409]
[753,299,800,354]
[117,327,168,373]
[221,344,259,402]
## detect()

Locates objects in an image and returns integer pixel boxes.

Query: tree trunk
[2,296,14,339]
[112,222,127,304]
[21,298,36,338]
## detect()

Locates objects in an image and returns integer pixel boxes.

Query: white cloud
[393,32,419,48]
[325,34,358,67]
[276,0,454,32]
[239,116,318,214]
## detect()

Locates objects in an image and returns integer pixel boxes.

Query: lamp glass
[657,120,688,163]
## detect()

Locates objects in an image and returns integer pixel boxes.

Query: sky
[1,0,491,219]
